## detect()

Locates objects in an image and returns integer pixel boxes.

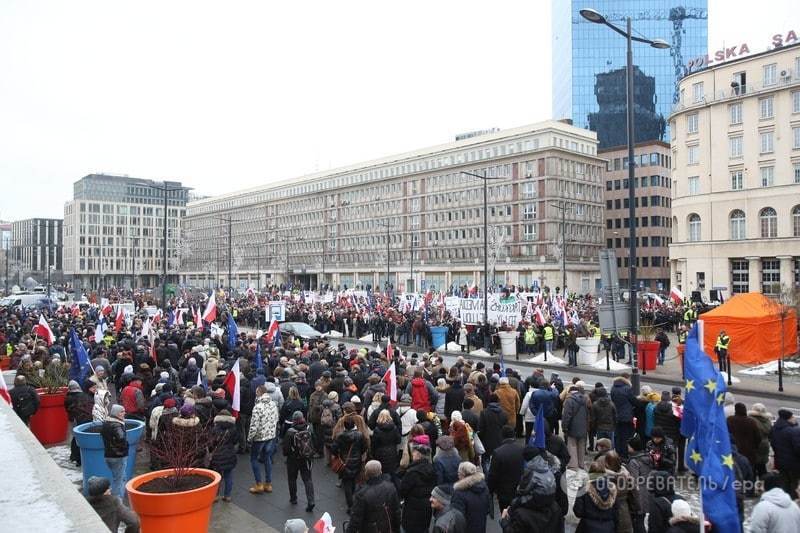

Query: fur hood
[613,376,632,387]
[454,471,486,491]
[669,515,700,526]
[587,478,617,510]
[213,414,236,425]
[173,415,200,428]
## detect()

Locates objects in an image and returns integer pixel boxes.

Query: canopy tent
[701,292,797,365]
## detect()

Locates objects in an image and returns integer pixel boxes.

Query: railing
[671,75,800,115]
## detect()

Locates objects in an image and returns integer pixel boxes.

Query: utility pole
[410,231,415,293]
[550,201,571,295]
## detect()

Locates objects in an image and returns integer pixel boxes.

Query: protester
[748,403,774,478]
[101,404,129,500]
[333,416,366,513]
[610,373,636,459]
[430,484,466,533]
[561,383,589,470]
[248,384,280,494]
[749,472,800,533]
[573,461,617,533]
[282,411,315,513]
[451,461,490,533]
[399,438,437,533]
[664,500,700,533]
[85,476,140,533]
[727,402,763,470]
[770,409,800,495]
[487,425,524,511]
[65,379,92,465]
[9,374,39,426]
[209,408,238,502]
[346,460,401,533]
[371,409,401,480]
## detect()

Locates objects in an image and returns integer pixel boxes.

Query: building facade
[552,0,708,147]
[600,141,672,291]
[10,218,63,285]
[182,121,606,294]
[669,42,800,298]
[63,174,191,290]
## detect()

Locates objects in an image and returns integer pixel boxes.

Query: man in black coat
[478,395,508,460]
[444,380,465,420]
[610,374,636,459]
[101,404,129,500]
[487,426,524,511]
[769,409,800,494]
[346,460,401,533]
[282,411,315,513]
[9,375,40,426]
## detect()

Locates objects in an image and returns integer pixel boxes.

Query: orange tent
[701,292,797,365]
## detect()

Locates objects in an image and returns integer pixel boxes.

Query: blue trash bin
[73,419,145,495]
[430,326,449,350]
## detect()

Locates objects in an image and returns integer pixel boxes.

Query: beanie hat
[163,397,177,409]
[68,380,81,393]
[451,411,463,423]
[87,476,110,497]
[284,518,308,533]
[109,404,125,419]
[430,484,453,505]
[292,410,305,422]
[671,499,693,521]
[180,403,195,418]
[778,409,794,420]
[265,382,276,393]
[412,434,430,447]
[160,371,170,381]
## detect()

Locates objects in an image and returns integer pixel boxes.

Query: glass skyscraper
[552,0,708,148]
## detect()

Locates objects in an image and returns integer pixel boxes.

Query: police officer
[542,322,555,356]
[683,304,697,326]
[715,330,731,375]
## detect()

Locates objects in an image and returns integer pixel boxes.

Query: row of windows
[615,256,668,268]
[684,165,800,195]
[605,216,672,229]
[605,152,669,172]
[730,257,800,296]
[606,235,671,249]
[605,175,671,190]
[686,205,800,242]
[606,196,671,210]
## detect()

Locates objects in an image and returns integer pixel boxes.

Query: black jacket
[444,383,465,419]
[478,403,507,457]
[501,500,564,533]
[371,422,401,474]
[653,402,681,442]
[451,471,491,533]
[346,474,401,533]
[209,414,239,472]
[573,479,617,533]
[487,438,524,503]
[101,418,129,458]
[64,390,93,425]
[87,493,140,533]
[399,459,437,533]
[333,428,365,479]
[9,384,39,421]
[770,418,800,473]
[610,377,635,423]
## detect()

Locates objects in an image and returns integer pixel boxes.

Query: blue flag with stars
[227,312,239,352]
[680,324,740,533]
[68,327,92,385]
[255,340,264,373]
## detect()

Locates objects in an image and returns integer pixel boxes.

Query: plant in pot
[636,319,660,372]
[125,410,222,533]
[28,359,70,445]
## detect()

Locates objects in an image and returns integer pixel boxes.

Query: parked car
[279,322,326,340]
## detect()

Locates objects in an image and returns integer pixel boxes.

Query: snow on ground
[525,353,567,365]
[358,334,373,342]
[469,349,491,357]
[46,444,83,487]
[720,371,741,384]
[740,360,800,376]
[591,358,631,371]
[327,330,343,338]
[444,342,462,352]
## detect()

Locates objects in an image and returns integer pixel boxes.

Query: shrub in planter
[28,361,70,445]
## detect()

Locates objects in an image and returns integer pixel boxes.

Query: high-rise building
[63,174,191,290]
[600,141,672,291]
[669,42,800,298]
[182,121,606,294]
[10,218,63,285]
[552,0,708,148]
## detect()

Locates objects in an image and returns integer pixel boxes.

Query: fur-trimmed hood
[173,415,200,428]
[586,478,617,510]
[613,376,632,387]
[213,414,236,425]
[454,471,486,492]
[669,515,700,526]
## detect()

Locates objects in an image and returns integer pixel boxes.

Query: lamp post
[376,220,393,294]
[143,182,185,308]
[549,201,572,295]
[409,231,415,293]
[580,7,669,394]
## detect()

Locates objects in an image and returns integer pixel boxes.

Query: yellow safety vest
[543,326,554,341]
[683,309,696,322]
[715,334,730,350]
[678,331,688,344]
[524,328,537,344]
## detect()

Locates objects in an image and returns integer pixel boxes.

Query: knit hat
[123,364,133,375]
[284,518,308,533]
[351,395,361,404]
[437,435,454,450]
[292,410,305,422]
[451,411,463,423]
[328,391,339,401]
[265,382,277,393]
[67,380,81,393]
[163,398,177,409]
[180,403,195,418]
[778,409,794,421]
[213,388,226,398]
[412,434,430,447]
[671,499,693,521]
[400,393,412,403]
[109,404,125,419]
[430,484,454,505]
[87,476,110,497]
[160,371,170,381]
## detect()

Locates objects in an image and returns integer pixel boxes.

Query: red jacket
[410,377,431,411]
[120,380,145,415]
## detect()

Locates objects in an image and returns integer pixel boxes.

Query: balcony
[671,74,800,116]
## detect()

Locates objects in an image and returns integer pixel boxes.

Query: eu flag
[68,327,92,386]
[227,312,239,352]
[529,405,546,449]
[680,324,741,532]
[254,341,264,373]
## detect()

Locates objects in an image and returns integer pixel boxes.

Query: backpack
[320,406,334,427]
[13,388,36,418]
[292,428,315,459]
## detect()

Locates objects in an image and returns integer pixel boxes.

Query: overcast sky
[0,0,796,221]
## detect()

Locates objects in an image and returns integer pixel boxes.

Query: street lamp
[376,220,395,295]
[143,182,185,308]
[581,7,670,394]
[549,201,573,296]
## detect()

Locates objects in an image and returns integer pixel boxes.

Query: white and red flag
[114,307,125,333]
[34,315,56,345]
[312,512,335,533]
[222,358,241,418]
[383,362,397,404]
[202,292,217,323]
[0,372,10,404]
[534,306,546,326]
[386,339,394,363]
[669,286,685,304]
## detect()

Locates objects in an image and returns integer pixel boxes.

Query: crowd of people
[2,287,800,533]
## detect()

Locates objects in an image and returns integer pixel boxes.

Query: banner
[456,295,523,327]
[444,296,461,316]
[267,301,286,322]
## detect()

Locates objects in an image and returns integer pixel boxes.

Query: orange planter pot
[126,468,221,533]
[29,387,69,445]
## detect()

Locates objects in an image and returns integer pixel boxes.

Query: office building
[183,121,606,294]
[552,0,708,147]
[669,42,800,297]
[63,174,191,290]
[600,141,672,291]
[10,218,63,284]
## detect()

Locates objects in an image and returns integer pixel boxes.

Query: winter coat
[400,459,437,533]
[407,377,438,412]
[562,390,589,439]
[770,418,800,473]
[477,403,507,457]
[607,466,639,533]
[92,389,110,423]
[653,401,681,442]
[193,397,214,427]
[487,438,524,504]
[610,377,635,423]
[647,469,682,533]
[120,380,145,417]
[371,421,401,474]
[333,428,365,479]
[501,501,563,533]
[749,487,800,533]
[209,413,238,471]
[101,417,128,458]
[727,413,762,467]
[573,478,618,533]
[87,493,140,533]
[432,506,466,533]
[626,451,653,515]
[179,364,200,388]
[590,390,616,433]
[279,399,307,436]
[529,387,559,418]
[451,471,491,533]
[346,474,401,533]
[64,390,92,425]
[493,383,519,426]
[664,517,702,533]
[10,384,40,422]
[434,448,462,485]
[248,394,279,442]
[750,412,773,466]
[445,382,465,420]
[308,389,326,424]
[646,437,676,473]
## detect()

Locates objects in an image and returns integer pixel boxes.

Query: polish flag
[176,309,184,326]
[152,309,162,324]
[0,372,10,404]
[386,339,394,363]
[140,317,151,339]
[101,303,113,316]
[534,306,546,326]
[202,292,217,323]
[669,286,685,304]
[34,315,56,346]
[312,512,335,533]
[222,358,241,418]
[114,307,125,333]
[264,319,279,344]
[383,362,397,404]
[70,304,81,317]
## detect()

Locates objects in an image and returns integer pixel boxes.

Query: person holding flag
[227,311,239,353]
[681,322,742,532]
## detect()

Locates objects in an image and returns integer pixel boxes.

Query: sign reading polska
[686,30,797,72]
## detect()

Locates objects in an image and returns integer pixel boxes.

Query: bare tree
[488,225,507,287]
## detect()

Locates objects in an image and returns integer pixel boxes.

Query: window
[759,96,774,119]
[730,170,743,190]
[687,113,699,134]
[729,136,743,158]
[523,224,536,241]
[793,205,800,237]
[523,203,536,220]
[687,145,699,165]
[760,166,775,187]
[688,176,700,195]
[760,131,774,154]
[731,259,749,294]
[793,91,800,113]
[795,163,800,184]
[692,82,704,103]
[794,126,800,149]
[522,181,536,198]
[729,103,743,125]
[730,210,746,240]
[688,214,701,242]
[763,63,777,86]
[762,258,780,296]
[760,207,778,237]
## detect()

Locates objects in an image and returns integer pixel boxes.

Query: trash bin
[576,338,600,365]
[73,419,145,495]
[430,326,449,350]
[498,331,518,359]
[636,341,659,371]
